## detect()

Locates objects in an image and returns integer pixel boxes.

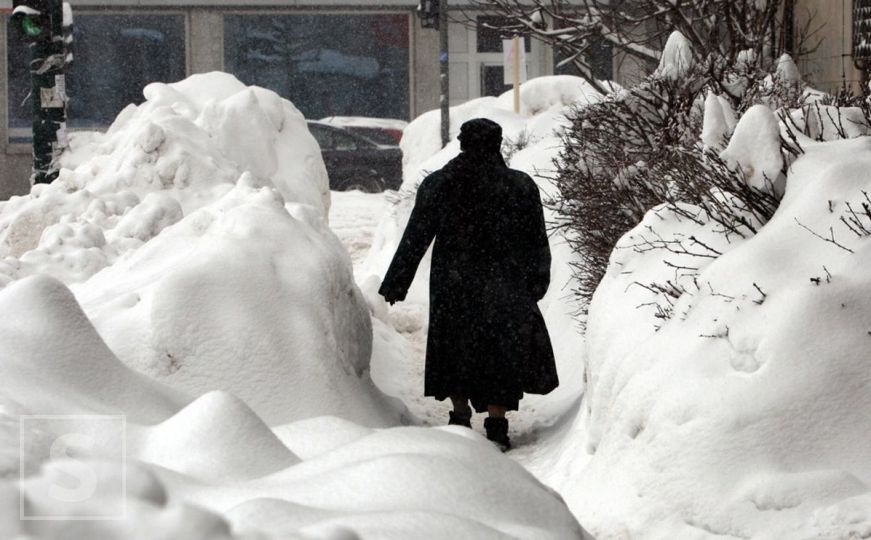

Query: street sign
[502,38,527,85]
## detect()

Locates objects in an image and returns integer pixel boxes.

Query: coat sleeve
[378,175,442,302]
[526,179,551,301]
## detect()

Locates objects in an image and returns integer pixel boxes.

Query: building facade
[14,2,863,199]
[1,0,608,198]
[793,0,866,93]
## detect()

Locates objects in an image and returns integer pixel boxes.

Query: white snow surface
[655,31,694,81]
[720,104,785,195]
[6,68,868,540]
[0,73,586,539]
[564,136,871,539]
[319,116,409,131]
[0,274,585,539]
[701,93,737,151]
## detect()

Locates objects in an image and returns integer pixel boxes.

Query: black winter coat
[378,149,558,412]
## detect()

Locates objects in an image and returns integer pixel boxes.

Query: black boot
[448,410,472,428]
[484,417,511,451]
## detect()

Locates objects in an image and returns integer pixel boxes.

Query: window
[476,16,531,53]
[224,14,410,121]
[6,14,186,142]
[480,65,510,97]
[854,0,871,68]
[332,131,358,151]
[554,38,613,81]
[308,124,333,149]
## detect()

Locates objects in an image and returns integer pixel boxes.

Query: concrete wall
[189,9,224,74]
[412,13,440,116]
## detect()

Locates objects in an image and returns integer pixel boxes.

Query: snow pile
[0,72,328,286]
[701,93,738,151]
[397,76,605,184]
[320,116,408,131]
[364,76,605,429]
[561,123,871,536]
[0,72,393,426]
[655,31,694,81]
[0,276,587,539]
[719,104,784,194]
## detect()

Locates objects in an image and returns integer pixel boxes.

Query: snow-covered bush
[561,131,871,540]
[550,33,842,318]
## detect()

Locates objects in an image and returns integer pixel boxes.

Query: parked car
[307,121,403,192]
[319,116,408,146]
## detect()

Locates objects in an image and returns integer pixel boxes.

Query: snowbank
[0,276,586,539]
[566,133,871,538]
[720,104,784,195]
[0,73,587,538]
[0,72,393,427]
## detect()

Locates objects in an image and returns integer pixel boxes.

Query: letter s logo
[47,433,98,503]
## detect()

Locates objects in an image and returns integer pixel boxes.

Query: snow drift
[563,126,871,538]
[0,72,393,427]
[0,73,588,538]
[0,275,586,539]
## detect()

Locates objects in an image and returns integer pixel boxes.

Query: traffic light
[11,1,52,43]
[418,0,440,30]
[9,0,67,184]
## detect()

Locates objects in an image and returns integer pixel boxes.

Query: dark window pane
[554,38,613,81]
[224,14,410,120]
[308,125,334,148]
[481,65,511,97]
[7,14,186,141]
[332,131,357,150]
[477,16,531,53]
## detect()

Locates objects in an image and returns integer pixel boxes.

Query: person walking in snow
[378,118,558,451]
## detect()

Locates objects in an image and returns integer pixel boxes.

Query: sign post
[503,36,526,114]
[438,0,449,147]
[419,0,450,147]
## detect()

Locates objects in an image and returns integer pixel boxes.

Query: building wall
[0,2,575,199]
[1,3,422,199]
[794,0,864,93]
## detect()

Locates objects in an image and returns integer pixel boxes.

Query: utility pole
[419,0,450,147]
[438,0,449,147]
[10,0,69,184]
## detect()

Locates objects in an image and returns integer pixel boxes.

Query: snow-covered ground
[0,73,588,539]
[3,63,870,540]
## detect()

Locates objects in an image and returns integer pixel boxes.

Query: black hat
[458,118,502,152]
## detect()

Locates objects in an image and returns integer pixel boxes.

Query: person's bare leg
[450,395,471,415]
[487,404,507,418]
[448,395,472,427]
